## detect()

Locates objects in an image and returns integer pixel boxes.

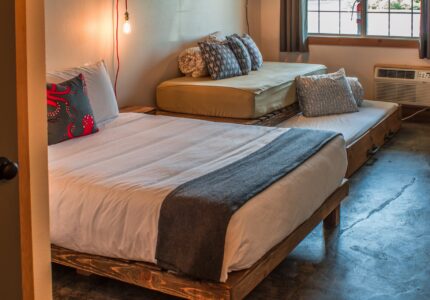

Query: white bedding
[278,100,399,145]
[49,113,347,282]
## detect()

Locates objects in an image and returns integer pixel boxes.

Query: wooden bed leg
[76,269,92,277]
[323,204,340,230]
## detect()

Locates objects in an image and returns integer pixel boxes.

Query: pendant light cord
[114,0,120,97]
[246,0,250,34]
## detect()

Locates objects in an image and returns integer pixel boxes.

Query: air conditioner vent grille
[377,68,416,79]
[375,81,430,105]
[374,66,430,107]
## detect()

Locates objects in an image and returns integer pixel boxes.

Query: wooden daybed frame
[52,180,349,300]
[156,103,402,178]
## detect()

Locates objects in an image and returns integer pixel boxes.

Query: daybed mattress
[157,62,327,119]
[278,100,399,145]
[49,113,347,282]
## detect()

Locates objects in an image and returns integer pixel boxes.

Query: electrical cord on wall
[401,107,430,121]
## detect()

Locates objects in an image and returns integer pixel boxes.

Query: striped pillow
[236,34,263,71]
[296,69,359,117]
[198,41,242,80]
[226,35,252,75]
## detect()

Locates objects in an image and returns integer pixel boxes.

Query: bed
[152,100,401,178]
[278,100,401,177]
[50,113,348,299]
[157,62,327,119]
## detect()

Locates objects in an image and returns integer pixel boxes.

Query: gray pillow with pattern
[347,77,364,106]
[198,41,242,80]
[296,69,359,117]
[226,35,252,75]
[236,34,263,71]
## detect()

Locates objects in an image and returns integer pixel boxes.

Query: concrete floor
[52,122,430,300]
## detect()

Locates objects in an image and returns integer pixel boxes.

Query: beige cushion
[157,62,327,119]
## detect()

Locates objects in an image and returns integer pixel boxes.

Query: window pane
[390,0,412,10]
[367,12,389,36]
[390,13,412,37]
[308,12,319,33]
[308,0,319,11]
[413,13,421,37]
[413,0,421,11]
[308,0,420,38]
[320,0,339,11]
[367,0,389,12]
[340,12,359,34]
[320,12,340,34]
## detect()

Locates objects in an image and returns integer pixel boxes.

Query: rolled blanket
[206,31,226,43]
[178,47,209,78]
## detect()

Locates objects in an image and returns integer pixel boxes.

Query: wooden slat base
[346,106,401,177]
[52,181,349,300]
[156,103,301,127]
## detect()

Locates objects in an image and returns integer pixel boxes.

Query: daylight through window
[308,0,421,38]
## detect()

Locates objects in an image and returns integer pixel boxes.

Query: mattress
[49,113,347,282]
[157,62,327,119]
[278,100,399,145]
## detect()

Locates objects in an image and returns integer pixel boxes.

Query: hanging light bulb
[123,11,131,34]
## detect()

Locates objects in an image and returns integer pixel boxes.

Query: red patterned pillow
[47,74,98,145]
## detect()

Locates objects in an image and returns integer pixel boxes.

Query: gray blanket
[156,128,340,281]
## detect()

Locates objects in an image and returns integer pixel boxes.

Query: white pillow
[46,61,119,125]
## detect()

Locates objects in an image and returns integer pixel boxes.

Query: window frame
[307,0,420,48]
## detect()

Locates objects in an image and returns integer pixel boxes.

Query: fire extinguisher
[352,0,362,34]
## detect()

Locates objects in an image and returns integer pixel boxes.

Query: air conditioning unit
[374,65,430,107]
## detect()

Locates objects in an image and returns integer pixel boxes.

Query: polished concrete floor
[52,122,430,300]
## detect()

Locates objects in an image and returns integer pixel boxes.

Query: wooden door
[0,1,25,298]
[0,0,52,299]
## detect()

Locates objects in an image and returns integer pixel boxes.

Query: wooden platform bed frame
[52,181,349,300]
[156,103,402,178]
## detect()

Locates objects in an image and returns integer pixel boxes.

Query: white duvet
[49,113,347,282]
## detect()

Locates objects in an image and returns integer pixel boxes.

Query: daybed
[50,113,349,299]
[157,62,327,119]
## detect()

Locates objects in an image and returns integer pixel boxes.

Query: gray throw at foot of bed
[156,128,340,281]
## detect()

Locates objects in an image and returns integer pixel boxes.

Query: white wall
[45,0,247,107]
[117,0,247,106]
[45,0,114,76]
[250,0,430,98]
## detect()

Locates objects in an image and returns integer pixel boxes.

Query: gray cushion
[236,34,263,71]
[296,69,359,117]
[198,41,242,80]
[347,77,364,106]
[226,35,252,75]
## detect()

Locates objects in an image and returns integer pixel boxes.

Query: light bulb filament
[123,11,131,34]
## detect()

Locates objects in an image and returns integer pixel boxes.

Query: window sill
[308,36,419,49]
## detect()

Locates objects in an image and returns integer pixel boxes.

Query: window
[308,0,421,38]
